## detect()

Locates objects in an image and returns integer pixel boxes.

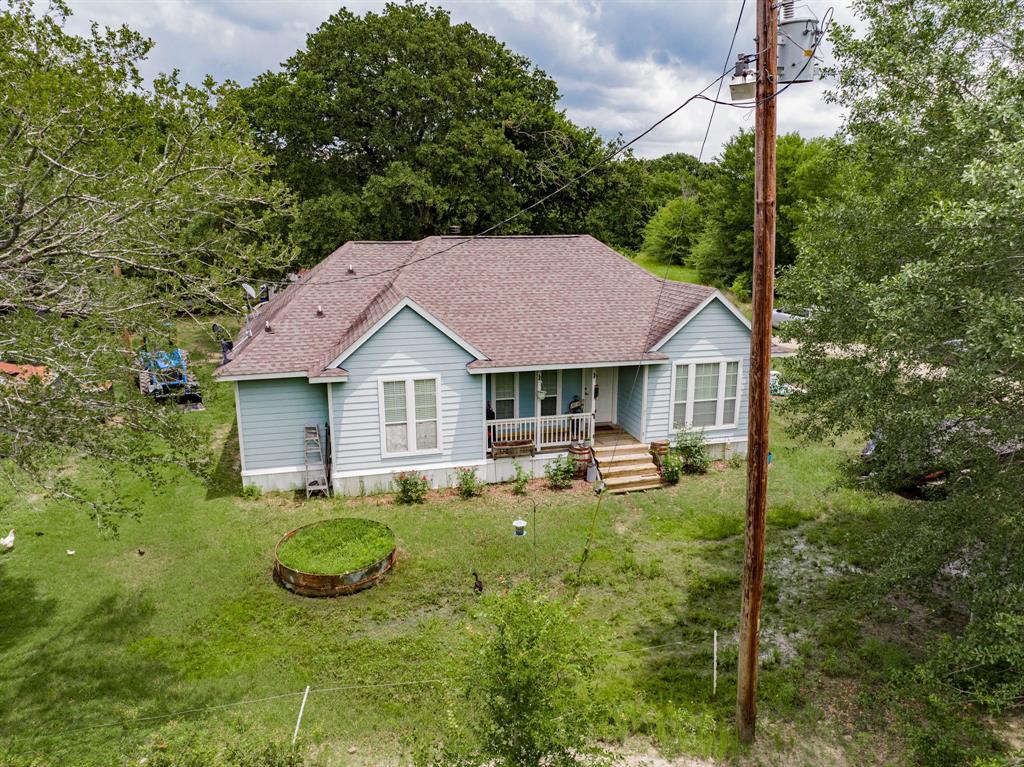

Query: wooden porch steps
[600,460,658,478]
[592,430,664,494]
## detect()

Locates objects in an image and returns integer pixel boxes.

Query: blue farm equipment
[137,347,204,411]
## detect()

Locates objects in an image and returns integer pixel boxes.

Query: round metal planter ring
[274,518,396,598]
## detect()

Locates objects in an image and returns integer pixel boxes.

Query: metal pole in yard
[713,630,718,697]
[737,0,777,745]
[532,499,538,581]
[292,685,310,746]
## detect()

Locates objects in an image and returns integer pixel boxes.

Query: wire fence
[7,634,738,747]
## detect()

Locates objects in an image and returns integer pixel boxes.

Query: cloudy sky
[65,0,859,159]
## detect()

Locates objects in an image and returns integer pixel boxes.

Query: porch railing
[489,412,594,451]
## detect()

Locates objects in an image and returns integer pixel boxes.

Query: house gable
[329,306,484,478]
[649,291,750,352]
[326,297,487,371]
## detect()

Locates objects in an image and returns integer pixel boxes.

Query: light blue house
[215,236,751,494]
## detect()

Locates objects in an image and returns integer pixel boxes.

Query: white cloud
[64,0,859,158]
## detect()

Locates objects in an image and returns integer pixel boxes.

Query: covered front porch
[481,365,646,456]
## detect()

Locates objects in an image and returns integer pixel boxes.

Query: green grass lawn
[630,252,702,285]
[629,254,753,320]
[0,327,992,766]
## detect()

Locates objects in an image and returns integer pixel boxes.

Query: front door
[594,367,615,424]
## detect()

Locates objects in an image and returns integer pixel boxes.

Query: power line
[232,23,834,303]
[698,0,749,162]
[222,12,832,310]
[250,71,746,296]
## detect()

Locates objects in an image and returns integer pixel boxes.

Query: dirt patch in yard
[619,749,719,767]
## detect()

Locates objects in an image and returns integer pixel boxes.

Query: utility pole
[736,0,777,744]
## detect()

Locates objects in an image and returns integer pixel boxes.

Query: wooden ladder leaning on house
[303,425,329,498]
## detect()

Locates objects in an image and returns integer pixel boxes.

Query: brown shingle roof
[216,235,717,378]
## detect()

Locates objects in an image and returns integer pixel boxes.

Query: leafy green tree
[0,1,294,524]
[467,585,604,767]
[779,0,1024,736]
[237,3,610,261]
[640,195,703,264]
[643,152,705,205]
[586,152,703,254]
[690,130,834,286]
[581,154,649,253]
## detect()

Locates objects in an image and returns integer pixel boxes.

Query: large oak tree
[235,3,614,261]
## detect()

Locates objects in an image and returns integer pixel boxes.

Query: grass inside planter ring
[277,518,395,574]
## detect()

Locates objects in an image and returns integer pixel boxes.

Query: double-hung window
[492,373,516,420]
[671,359,742,431]
[537,370,559,416]
[379,375,442,456]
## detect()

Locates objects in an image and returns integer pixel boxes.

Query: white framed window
[670,358,742,432]
[536,370,561,417]
[492,373,517,420]
[378,375,443,457]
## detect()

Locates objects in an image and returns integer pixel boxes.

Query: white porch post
[534,371,542,450]
[481,375,488,459]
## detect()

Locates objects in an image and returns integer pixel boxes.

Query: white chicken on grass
[1,529,14,553]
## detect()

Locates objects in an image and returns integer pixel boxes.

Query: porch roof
[466,352,668,373]
[215,235,716,379]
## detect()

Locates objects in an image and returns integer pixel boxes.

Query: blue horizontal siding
[518,375,535,418]
[561,369,583,407]
[331,307,483,472]
[616,365,643,439]
[646,297,751,444]
[237,379,328,470]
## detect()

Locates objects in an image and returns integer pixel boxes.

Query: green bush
[674,429,710,474]
[660,451,683,484]
[239,484,262,500]
[543,454,576,490]
[909,613,1024,713]
[455,466,484,499]
[729,271,752,302]
[511,460,532,495]
[640,195,703,265]
[468,584,605,767]
[394,471,430,504]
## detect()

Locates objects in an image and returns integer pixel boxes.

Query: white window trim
[668,357,743,434]
[490,372,518,420]
[377,374,444,458]
[535,369,561,417]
